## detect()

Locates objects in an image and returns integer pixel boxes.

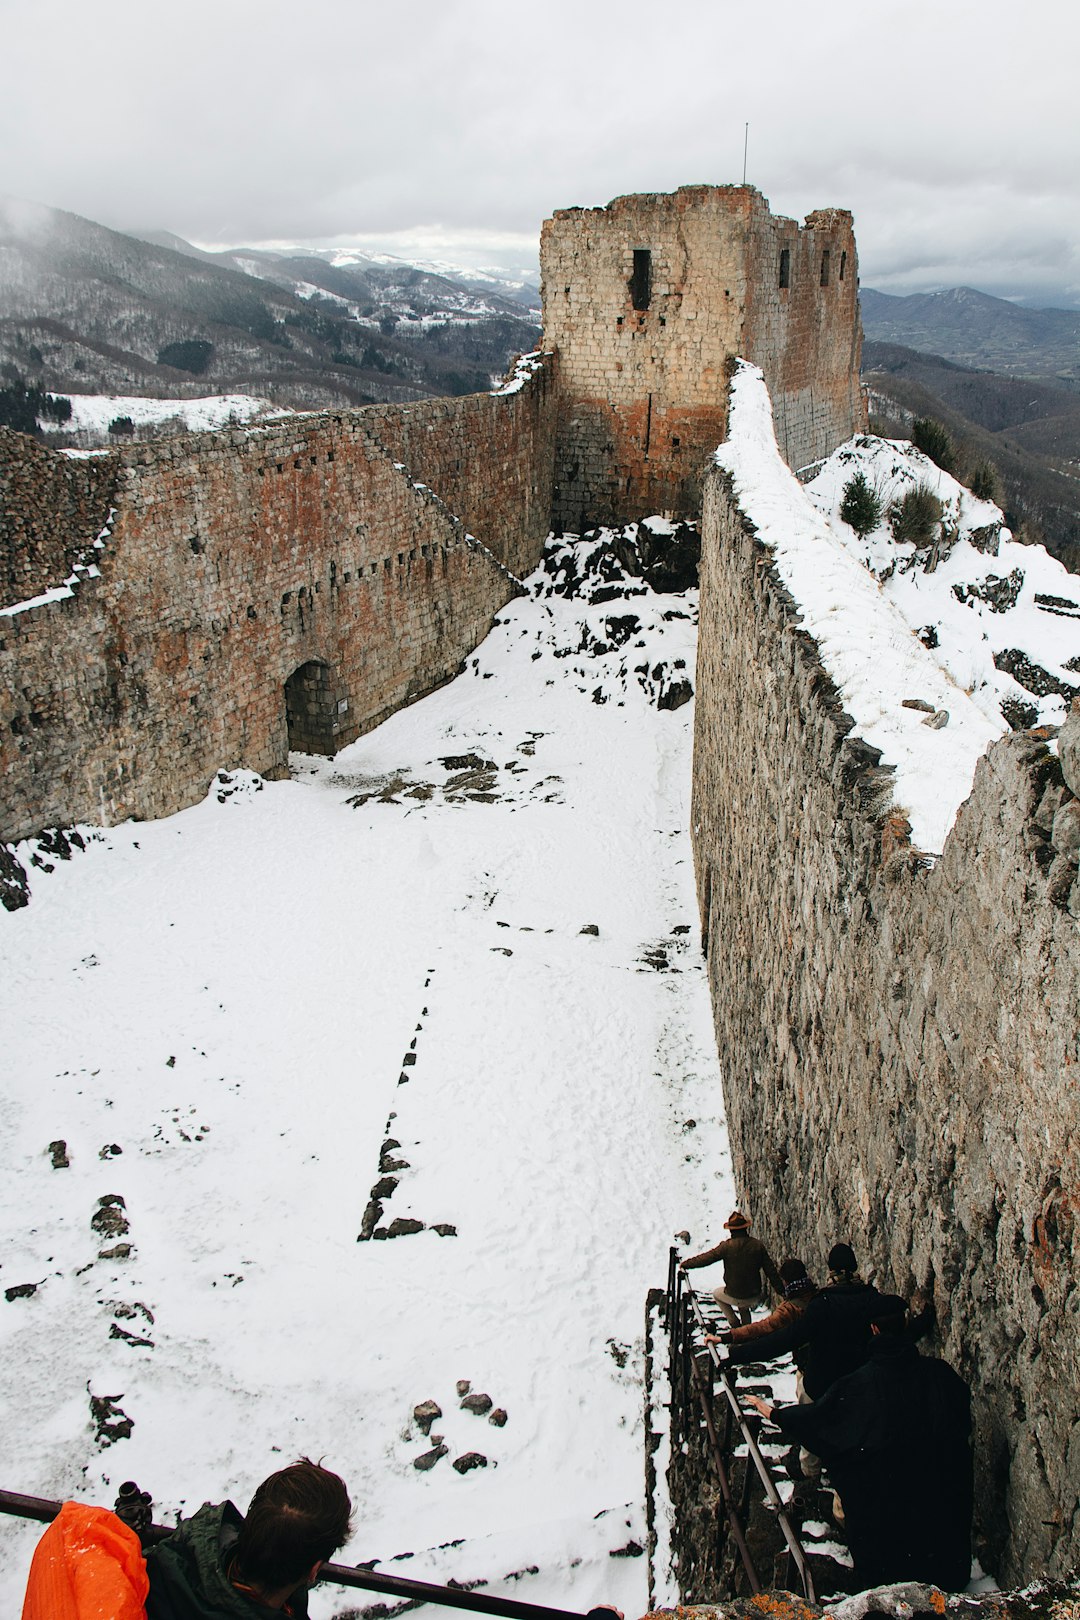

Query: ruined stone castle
[2,184,1078,1588]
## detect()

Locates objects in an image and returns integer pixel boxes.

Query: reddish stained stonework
[0,366,557,841]
[541,185,864,530]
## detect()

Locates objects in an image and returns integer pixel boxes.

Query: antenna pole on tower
[743,122,749,186]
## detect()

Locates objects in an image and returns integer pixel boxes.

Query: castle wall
[0,369,556,841]
[0,426,119,609]
[540,187,864,531]
[692,466,1080,1583]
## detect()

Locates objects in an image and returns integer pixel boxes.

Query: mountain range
[0,197,540,412]
[860,286,1080,388]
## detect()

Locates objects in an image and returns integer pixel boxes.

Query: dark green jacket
[145,1501,309,1619]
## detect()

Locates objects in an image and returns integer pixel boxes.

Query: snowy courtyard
[0,529,731,1617]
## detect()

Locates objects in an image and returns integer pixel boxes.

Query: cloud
[1,0,1078,300]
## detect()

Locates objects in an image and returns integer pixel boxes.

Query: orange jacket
[21,1501,148,1620]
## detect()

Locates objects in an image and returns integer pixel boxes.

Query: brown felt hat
[724,1210,750,1230]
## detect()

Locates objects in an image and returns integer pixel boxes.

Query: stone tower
[541,184,865,531]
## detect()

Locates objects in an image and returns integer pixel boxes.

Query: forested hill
[861,286,1080,387]
[0,197,540,411]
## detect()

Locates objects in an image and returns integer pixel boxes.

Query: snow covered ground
[0,529,731,1617]
[42,392,289,447]
[719,366,1080,855]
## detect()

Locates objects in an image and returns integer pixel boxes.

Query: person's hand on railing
[745,1394,775,1423]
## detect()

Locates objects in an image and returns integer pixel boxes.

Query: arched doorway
[284,661,339,756]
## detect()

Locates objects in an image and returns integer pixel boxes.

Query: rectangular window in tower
[839,250,847,281]
[820,250,831,286]
[779,248,791,289]
[629,249,652,311]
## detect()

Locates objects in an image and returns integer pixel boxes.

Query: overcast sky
[3,0,1078,304]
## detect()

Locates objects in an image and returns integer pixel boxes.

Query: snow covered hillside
[0,526,729,1617]
[719,366,1080,855]
[44,392,288,447]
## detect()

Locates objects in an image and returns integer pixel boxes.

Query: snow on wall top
[714,363,1005,855]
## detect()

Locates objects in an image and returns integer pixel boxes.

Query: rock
[0,843,30,912]
[385,1217,424,1238]
[98,1243,132,1260]
[1059,696,1080,797]
[431,1223,457,1237]
[357,1198,383,1241]
[922,709,949,729]
[440,753,486,771]
[1047,854,1077,910]
[456,1379,471,1396]
[48,1140,69,1169]
[608,1540,644,1558]
[109,1321,154,1348]
[579,923,600,936]
[371,1177,399,1200]
[99,1143,122,1159]
[5,1282,38,1301]
[488,1408,508,1427]
[89,1392,133,1446]
[1051,799,1080,863]
[91,1198,130,1238]
[901,698,935,713]
[657,678,693,711]
[414,1443,448,1471]
[452,1452,488,1474]
[460,1392,492,1414]
[413,1399,442,1435]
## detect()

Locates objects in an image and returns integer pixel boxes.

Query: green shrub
[912,417,956,474]
[969,461,999,502]
[839,470,883,537]
[890,484,943,545]
[108,416,136,437]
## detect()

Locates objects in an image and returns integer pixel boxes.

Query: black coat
[145,1502,310,1619]
[773,1337,972,1591]
[728,1278,883,1397]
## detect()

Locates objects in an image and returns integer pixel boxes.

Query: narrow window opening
[820,249,831,287]
[839,250,847,282]
[778,248,791,290]
[629,248,651,311]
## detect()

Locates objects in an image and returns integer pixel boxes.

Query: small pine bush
[839,471,883,537]
[912,417,956,474]
[890,484,943,545]
[108,416,136,437]
[969,461,999,502]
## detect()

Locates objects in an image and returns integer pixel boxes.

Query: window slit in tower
[839,250,847,282]
[820,249,831,287]
[629,249,652,311]
[779,248,791,289]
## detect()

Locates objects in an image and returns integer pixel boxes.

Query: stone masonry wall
[691,466,1080,1585]
[541,187,863,531]
[0,426,119,608]
[0,366,556,841]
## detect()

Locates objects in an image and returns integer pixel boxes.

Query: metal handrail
[0,1488,591,1620]
[666,1249,816,1603]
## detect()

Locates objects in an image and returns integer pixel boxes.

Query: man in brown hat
[679,1211,783,1326]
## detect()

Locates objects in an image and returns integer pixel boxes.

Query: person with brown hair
[704,1258,817,1348]
[679,1211,783,1326]
[144,1458,353,1618]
